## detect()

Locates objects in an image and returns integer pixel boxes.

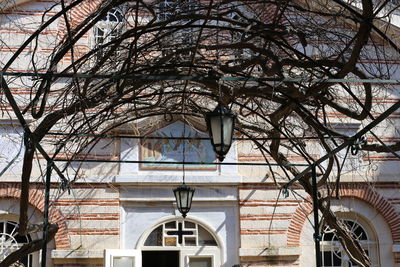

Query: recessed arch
[0,183,70,249]
[287,183,400,247]
[294,189,396,266]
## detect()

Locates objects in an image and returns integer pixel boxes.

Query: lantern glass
[174,184,195,218]
[205,104,236,161]
[209,115,222,145]
[209,115,234,152]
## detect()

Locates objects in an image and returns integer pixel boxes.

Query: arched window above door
[140,219,222,267]
[144,219,218,247]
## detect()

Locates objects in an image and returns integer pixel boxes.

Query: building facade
[0,0,400,267]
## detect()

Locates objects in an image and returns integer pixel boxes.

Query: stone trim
[239,247,300,257]
[287,183,400,246]
[51,249,104,259]
[0,183,70,249]
[240,257,300,267]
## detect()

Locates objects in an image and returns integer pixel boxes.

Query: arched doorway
[139,218,222,267]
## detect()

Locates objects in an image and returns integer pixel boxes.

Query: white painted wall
[120,188,240,267]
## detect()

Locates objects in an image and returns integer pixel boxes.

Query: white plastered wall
[120,199,240,267]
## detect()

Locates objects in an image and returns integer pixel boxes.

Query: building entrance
[142,251,179,267]
[139,219,221,267]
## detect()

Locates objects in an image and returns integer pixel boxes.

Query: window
[189,256,212,267]
[157,0,197,21]
[0,220,35,267]
[0,125,23,174]
[157,0,198,59]
[93,8,124,59]
[321,219,378,267]
[224,3,256,62]
[144,220,217,247]
[158,0,175,21]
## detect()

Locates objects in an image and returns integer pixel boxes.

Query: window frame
[104,249,141,267]
[185,254,215,267]
[0,219,38,267]
[91,7,125,60]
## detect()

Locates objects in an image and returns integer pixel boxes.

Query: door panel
[142,251,179,267]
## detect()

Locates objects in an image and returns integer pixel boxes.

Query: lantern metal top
[206,104,235,118]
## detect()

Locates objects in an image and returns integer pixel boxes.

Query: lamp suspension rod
[1,71,400,84]
[52,158,309,167]
[182,120,186,184]
[44,132,344,141]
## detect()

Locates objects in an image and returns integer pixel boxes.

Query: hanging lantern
[173,183,195,218]
[205,104,236,162]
